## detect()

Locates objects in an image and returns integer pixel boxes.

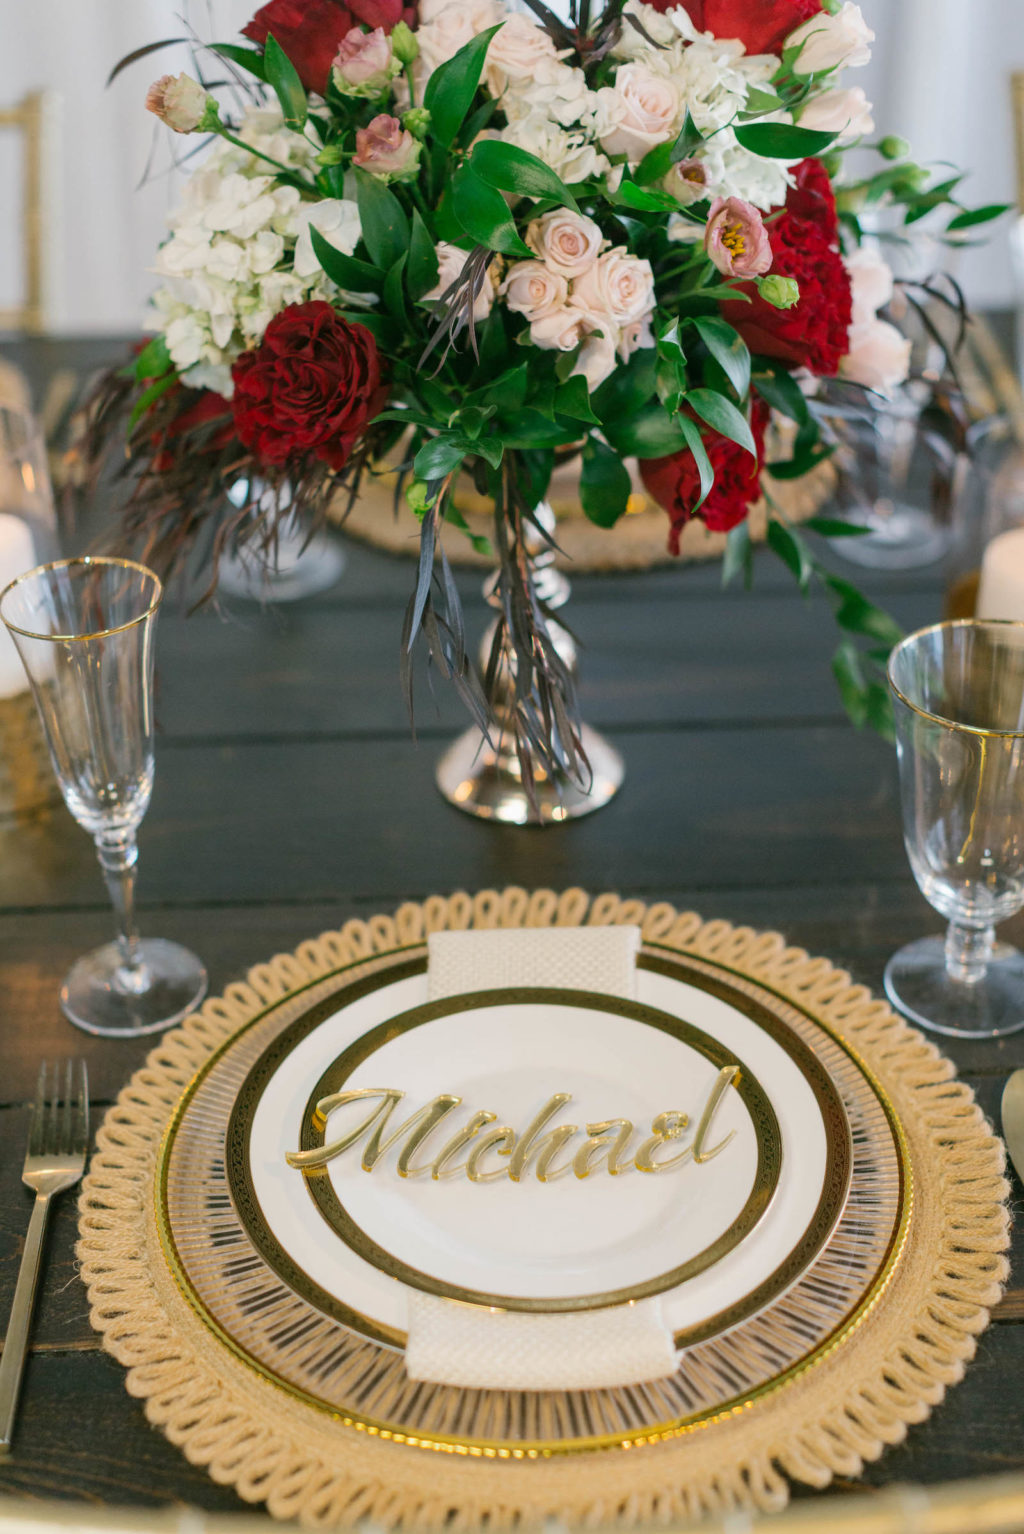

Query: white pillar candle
[0,511,41,698]
[976,526,1024,623]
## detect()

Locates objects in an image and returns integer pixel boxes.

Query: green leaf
[685,388,756,458]
[210,42,267,81]
[451,164,531,256]
[263,33,307,128]
[946,203,1011,232]
[593,346,658,423]
[408,208,440,301]
[693,316,750,401]
[733,123,836,159]
[751,361,809,424]
[129,372,177,429]
[678,413,715,514]
[825,575,904,647]
[767,445,832,480]
[604,403,686,459]
[832,640,869,728]
[635,142,675,186]
[355,170,410,271]
[414,436,467,481]
[804,515,872,537]
[383,252,409,325]
[615,180,680,212]
[310,226,384,294]
[423,24,504,149]
[722,520,752,588]
[133,333,172,383]
[554,373,600,425]
[579,436,632,528]
[743,87,783,115]
[767,517,813,593]
[470,139,579,211]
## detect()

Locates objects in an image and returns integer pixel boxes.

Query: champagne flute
[885,618,1024,1037]
[0,557,207,1036]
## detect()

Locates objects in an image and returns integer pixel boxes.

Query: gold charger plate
[159,941,904,1456]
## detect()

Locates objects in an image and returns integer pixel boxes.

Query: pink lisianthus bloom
[704,197,773,279]
[145,72,219,133]
[352,114,421,181]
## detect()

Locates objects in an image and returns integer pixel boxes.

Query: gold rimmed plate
[159,943,906,1455]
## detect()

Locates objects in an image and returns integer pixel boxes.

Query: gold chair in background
[0,90,47,334]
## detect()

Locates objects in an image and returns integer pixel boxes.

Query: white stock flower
[594,62,683,162]
[787,3,874,73]
[500,114,610,184]
[571,249,654,325]
[840,319,912,394]
[800,86,874,142]
[502,57,596,129]
[844,245,895,327]
[526,210,604,278]
[293,199,361,279]
[501,260,569,320]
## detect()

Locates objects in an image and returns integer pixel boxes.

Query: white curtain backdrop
[0,0,1021,333]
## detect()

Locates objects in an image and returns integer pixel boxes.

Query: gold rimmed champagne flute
[0,557,207,1036]
[886,618,1024,1038]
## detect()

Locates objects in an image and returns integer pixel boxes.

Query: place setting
[3,0,1024,1527]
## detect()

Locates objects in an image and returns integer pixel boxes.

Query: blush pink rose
[704,197,773,279]
[526,210,604,279]
[501,261,569,322]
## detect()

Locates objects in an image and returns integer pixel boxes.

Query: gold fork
[0,1060,89,1453]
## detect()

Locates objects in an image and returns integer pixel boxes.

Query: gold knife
[1001,1069,1024,1184]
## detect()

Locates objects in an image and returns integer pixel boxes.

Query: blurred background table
[0,335,1021,1519]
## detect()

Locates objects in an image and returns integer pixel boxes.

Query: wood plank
[151,589,940,742]
[0,723,906,915]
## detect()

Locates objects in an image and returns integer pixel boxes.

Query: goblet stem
[95,831,146,990]
[944,920,995,985]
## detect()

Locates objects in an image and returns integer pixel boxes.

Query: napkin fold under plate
[402,924,678,1391]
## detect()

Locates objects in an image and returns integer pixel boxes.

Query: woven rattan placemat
[78,890,1009,1529]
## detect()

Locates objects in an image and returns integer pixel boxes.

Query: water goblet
[885,618,1024,1037]
[0,557,207,1036]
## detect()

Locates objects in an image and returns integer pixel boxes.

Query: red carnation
[645,0,821,55]
[243,0,407,95]
[723,162,852,376]
[640,399,769,554]
[231,301,385,472]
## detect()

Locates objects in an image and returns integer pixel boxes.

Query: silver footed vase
[435,504,624,825]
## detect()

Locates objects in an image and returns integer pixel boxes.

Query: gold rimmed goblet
[886,618,1024,1038]
[0,557,207,1037]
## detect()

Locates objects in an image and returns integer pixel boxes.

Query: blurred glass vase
[885,619,1024,1038]
[217,479,345,603]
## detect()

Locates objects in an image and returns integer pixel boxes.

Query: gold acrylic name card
[286,1066,740,1184]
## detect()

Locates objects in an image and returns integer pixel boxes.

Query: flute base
[884,935,1024,1039]
[60,937,208,1038]
[436,722,624,825]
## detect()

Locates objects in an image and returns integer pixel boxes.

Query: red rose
[645,0,821,54]
[640,399,769,554]
[243,0,408,94]
[231,301,385,472]
[723,162,852,376]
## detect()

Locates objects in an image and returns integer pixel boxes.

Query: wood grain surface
[0,333,1020,1517]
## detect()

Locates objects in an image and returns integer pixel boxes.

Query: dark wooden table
[0,335,1021,1518]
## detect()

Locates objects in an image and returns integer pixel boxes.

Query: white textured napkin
[402,924,678,1391]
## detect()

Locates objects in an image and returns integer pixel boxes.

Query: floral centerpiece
[85,0,1002,803]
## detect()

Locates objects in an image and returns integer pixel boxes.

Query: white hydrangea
[500,110,611,185]
[146,109,363,398]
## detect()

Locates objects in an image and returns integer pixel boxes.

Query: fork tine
[46,1068,62,1156]
[74,1061,90,1158]
[62,1060,73,1156]
[28,1063,46,1157]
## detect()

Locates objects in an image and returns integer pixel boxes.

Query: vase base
[436,723,624,825]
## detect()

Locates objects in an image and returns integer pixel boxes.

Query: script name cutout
[286,1066,740,1183]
